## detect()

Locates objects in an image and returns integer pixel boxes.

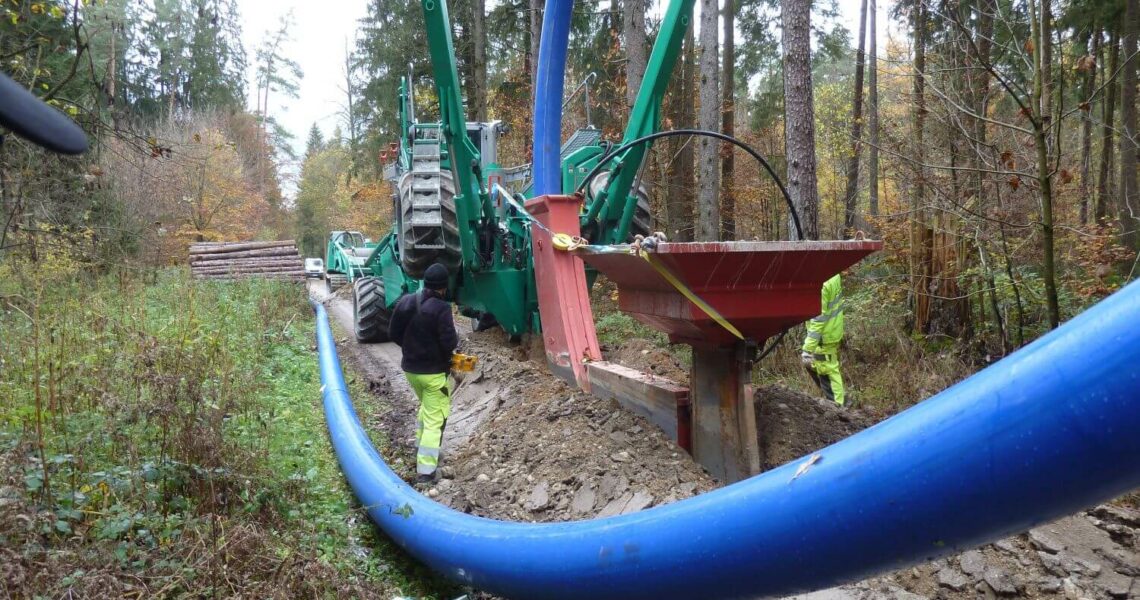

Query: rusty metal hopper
[579,240,883,347]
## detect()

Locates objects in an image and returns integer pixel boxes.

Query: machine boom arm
[421,0,496,268]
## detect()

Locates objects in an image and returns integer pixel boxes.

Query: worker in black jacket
[388,263,459,484]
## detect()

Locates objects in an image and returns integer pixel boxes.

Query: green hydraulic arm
[582,0,695,245]
[420,0,497,270]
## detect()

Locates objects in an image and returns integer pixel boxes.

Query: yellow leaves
[27,3,62,18]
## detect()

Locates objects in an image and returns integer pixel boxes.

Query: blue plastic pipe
[531,0,573,196]
[314,278,1140,600]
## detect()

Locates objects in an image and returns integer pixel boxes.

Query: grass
[0,267,448,598]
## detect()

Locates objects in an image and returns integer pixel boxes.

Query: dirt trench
[312,283,1139,599]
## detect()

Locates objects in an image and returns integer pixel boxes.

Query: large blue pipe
[530,0,573,196]
[315,277,1140,599]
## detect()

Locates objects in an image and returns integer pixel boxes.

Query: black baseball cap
[0,72,88,155]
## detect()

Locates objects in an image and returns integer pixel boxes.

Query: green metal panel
[456,269,533,335]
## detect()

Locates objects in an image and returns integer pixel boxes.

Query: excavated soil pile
[431,331,715,522]
[753,384,879,471]
[605,338,690,384]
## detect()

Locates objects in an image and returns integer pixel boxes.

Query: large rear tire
[353,276,391,343]
[587,172,653,241]
[399,172,461,279]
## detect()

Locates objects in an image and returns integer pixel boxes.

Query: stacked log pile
[189,241,304,281]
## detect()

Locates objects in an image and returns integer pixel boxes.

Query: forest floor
[316,280,1139,600]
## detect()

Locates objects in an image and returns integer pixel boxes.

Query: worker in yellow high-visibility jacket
[802,274,846,406]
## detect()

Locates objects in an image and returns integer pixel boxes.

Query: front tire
[353,276,392,343]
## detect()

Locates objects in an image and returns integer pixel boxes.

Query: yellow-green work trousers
[405,372,451,476]
[806,349,845,406]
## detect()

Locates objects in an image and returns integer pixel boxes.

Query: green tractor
[330,0,684,343]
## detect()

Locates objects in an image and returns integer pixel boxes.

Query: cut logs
[189,240,305,281]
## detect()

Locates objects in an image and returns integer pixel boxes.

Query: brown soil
[605,337,689,384]
[434,331,715,521]
[754,384,880,471]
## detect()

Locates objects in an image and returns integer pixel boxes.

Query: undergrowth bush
[0,268,443,597]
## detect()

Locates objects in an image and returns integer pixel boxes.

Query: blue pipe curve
[314,279,1140,599]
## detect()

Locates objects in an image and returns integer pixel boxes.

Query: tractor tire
[353,277,391,343]
[587,172,653,241]
[326,273,348,294]
[400,172,461,279]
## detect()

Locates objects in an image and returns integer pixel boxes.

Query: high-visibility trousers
[405,372,451,476]
[805,350,845,406]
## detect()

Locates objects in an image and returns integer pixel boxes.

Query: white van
[304,258,325,279]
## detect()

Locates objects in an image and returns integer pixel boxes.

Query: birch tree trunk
[696,0,721,241]
[781,0,818,240]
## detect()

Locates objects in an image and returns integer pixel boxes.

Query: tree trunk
[667,24,697,242]
[1121,0,1140,249]
[473,0,488,122]
[1097,30,1119,221]
[1030,0,1060,329]
[841,0,869,238]
[781,0,818,240]
[910,0,930,333]
[696,0,720,241]
[721,0,736,240]
[867,0,879,218]
[624,0,647,113]
[529,0,542,113]
[1080,29,1098,225]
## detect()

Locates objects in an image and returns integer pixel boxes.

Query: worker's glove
[800,351,815,366]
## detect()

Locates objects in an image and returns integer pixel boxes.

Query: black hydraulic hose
[576,129,805,359]
[574,128,803,240]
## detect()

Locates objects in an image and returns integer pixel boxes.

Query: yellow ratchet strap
[638,249,744,340]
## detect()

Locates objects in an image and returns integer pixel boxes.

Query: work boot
[415,473,435,486]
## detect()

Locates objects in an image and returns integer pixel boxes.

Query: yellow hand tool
[451,353,478,372]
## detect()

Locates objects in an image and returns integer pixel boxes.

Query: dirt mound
[606,338,689,384]
[754,384,880,471]
[432,332,714,522]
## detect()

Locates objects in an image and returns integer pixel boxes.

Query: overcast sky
[236,0,893,194]
[239,0,370,187]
